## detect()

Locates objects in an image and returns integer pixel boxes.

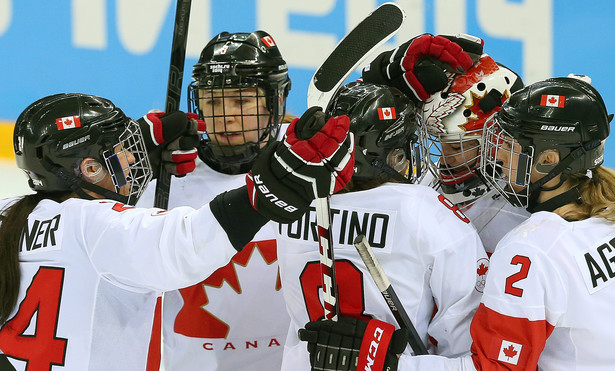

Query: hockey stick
[353,234,428,355]
[154,0,192,209]
[307,2,406,321]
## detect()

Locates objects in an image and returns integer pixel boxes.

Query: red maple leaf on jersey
[503,344,518,359]
[477,263,488,276]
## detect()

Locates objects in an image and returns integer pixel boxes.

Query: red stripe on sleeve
[469,303,554,370]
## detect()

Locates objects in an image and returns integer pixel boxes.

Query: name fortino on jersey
[278,205,394,251]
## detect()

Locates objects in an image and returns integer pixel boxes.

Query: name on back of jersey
[576,236,615,294]
[19,214,62,254]
[278,205,395,252]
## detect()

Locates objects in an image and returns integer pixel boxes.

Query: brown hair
[558,166,615,222]
[0,191,70,324]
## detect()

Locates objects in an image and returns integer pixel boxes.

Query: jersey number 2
[0,266,68,369]
[505,255,531,297]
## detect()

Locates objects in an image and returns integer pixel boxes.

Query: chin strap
[370,158,413,183]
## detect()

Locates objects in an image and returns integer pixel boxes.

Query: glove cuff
[357,319,396,371]
[210,186,270,251]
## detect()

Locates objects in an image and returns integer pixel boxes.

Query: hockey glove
[362,33,484,101]
[298,316,408,371]
[138,110,206,178]
[246,107,355,223]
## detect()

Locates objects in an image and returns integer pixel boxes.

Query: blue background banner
[1,0,614,164]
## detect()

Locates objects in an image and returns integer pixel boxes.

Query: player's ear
[80,157,107,184]
[534,149,560,174]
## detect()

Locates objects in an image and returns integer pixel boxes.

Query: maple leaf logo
[503,344,517,359]
[477,263,488,276]
[475,258,489,293]
[548,97,557,104]
[421,92,465,134]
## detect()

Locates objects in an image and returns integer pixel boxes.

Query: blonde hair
[559,166,615,221]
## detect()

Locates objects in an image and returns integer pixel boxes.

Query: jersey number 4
[0,266,68,369]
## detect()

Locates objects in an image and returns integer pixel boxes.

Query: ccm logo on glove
[246,173,299,213]
[358,320,396,371]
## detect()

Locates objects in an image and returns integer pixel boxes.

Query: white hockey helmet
[421,54,523,206]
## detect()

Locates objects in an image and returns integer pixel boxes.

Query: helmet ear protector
[327,81,427,184]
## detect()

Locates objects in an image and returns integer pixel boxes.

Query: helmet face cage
[187,31,290,174]
[481,116,533,208]
[422,55,522,204]
[100,119,152,205]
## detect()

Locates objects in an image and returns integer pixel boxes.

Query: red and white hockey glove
[362,33,483,101]
[298,316,408,371]
[138,110,206,178]
[247,107,355,223]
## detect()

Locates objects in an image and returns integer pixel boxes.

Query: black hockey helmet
[481,77,612,210]
[326,82,426,183]
[188,30,291,174]
[13,93,152,205]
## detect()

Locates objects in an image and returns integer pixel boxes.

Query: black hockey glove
[138,110,206,178]
[362,33,483,101]
[298,316,408,371]
[246,107,355,223]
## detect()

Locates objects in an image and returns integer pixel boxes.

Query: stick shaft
[354,234,428,355]
[154,0,192,209]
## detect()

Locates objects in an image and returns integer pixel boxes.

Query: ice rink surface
[0,160,33,200]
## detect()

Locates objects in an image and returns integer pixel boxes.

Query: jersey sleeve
[74,200,238,293]
[467,239,567,370]
[417,193,489,357]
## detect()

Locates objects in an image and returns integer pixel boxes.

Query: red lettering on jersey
[470,304,554,370]
[246,340,257,349]
[437,194,470,223]
[202,343,213,350]
[111,203,134,212]
[224,342,236,350]
[268,338,281,347]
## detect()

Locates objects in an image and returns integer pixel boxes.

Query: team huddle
[1,27,614,371]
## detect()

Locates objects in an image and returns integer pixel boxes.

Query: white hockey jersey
[276,183,488,370]
[137,160,290,371]
[0,197,237,371]
[400,212,615,370]
[463,190,529,255]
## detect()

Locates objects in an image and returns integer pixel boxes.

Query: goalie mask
[481,77,612,212]
[327,82,426,184]
[422,55,523,206]
[13,93,152,205]
[188,30,291,174]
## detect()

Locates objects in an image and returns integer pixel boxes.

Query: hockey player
[300,77,615,370]
[136,30,295,370]
[278,82,488,370]
[0,92,353,370]
[420,55,529,254]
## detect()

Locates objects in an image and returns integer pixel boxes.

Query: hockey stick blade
[307,2,405,109]
[354,234,428,355]
[154,0,192,209]
[309,1,405,323]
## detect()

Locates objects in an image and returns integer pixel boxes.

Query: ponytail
[0,192,69,324]
[560,166,615,222]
